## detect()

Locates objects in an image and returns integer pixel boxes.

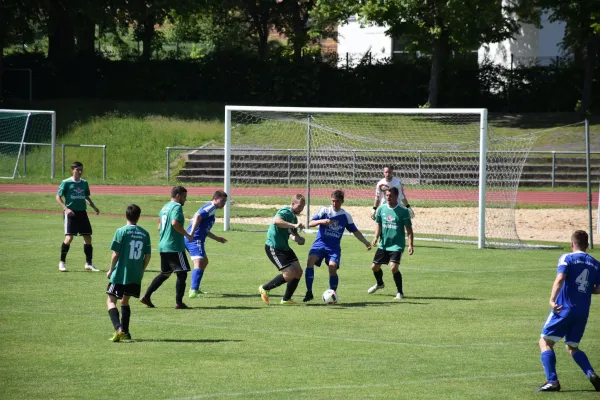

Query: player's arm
[549,273,566,311]
[399,185,415,218]
[143,254,151,270]
[85,196,99,214]
[274,216,304,231]
[371,223,381,247]
[188,212,202,238]
[290,231,305,245]
[172,219,193,241]
[352,230,372,250]
[405,225,414,255]
[593,284,600,295]
[309,218,331,227]
[56,194,72,215]
[207,231,227,243]
[106,251,119,279]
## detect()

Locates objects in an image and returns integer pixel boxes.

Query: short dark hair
[571,230,589,249]
[388,187,399,196]
[384,165,394,171]
[126,204,141,223]
[331,189,344,202]
[292,194,305,203]
[171,186,187,198]
[213,190,228,200]
[71,161,83,170]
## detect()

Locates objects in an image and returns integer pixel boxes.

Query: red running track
[0,184,596,206]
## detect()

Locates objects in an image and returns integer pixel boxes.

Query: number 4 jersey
[109,225,152,285]
[555,251,600,317]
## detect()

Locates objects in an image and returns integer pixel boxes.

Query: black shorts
[106,283,141,299]
[160,252,191,273]
[373,248,403,265]
[64,210,92,236]
[265,245,298,271]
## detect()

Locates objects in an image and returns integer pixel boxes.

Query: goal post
[223,106,534,249]
[0,109,56,179]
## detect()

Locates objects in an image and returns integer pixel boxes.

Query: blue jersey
[186,202,216,242]
[555,251,600,317]
[311,206,358,251]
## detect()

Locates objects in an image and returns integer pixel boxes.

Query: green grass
[1,207,600,399]
[1,100,599,185]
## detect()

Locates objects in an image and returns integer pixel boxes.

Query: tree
[314,0,526,107]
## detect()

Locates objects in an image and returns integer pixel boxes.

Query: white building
[337,12,566,68]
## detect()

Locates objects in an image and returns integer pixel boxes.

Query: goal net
[0,109,56,179]
[223,106,536,248]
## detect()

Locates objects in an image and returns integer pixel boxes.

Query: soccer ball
[322,289,338,304]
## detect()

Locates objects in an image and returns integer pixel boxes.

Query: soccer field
[0,210,599,399]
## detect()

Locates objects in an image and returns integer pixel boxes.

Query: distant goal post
[0,109,56,179]
[223,106,534,249]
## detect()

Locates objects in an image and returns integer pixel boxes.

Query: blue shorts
[540,311,589,347]
[185,240,206,260]
[309,246,341,268]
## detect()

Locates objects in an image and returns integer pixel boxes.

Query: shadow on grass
[189,306,263,310]
[305,301,429,308]
[405,296,479,301]
[131,338,242,343]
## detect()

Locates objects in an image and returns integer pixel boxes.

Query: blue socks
[572,350,595,377]
[329,275,339,291]
[541,350,558,382]
[305,268,314,291]
[191,268,204,291]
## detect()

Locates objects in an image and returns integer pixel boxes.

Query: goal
[223,106,535,248]
[0,109,56,179]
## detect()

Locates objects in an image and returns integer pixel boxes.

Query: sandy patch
[229,204,596,244]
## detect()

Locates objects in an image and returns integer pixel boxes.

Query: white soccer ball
[322,289,338,305]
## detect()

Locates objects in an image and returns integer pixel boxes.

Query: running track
[0,184,596,206]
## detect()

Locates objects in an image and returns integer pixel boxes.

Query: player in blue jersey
[302,190,371,302]
[537,230,600,392]
[185,190,228,298]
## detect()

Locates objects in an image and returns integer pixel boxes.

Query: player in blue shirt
[303,190,371,302]
[185,190,228,299]
[537,230,600,392]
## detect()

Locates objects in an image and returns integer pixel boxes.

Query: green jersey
[158,201,186,252]
[109,224,152,285]
[376,204,412,252]
[266,206,297,251]
[57,178,90,211]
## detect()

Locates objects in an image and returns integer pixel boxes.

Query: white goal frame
[0,109,57,178]
[223,106,489,248]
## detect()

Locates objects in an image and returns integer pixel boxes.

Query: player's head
[71,161,83,177]
[383,166,394,181]
[291,194,305,215]
[212,190,228,209]
[126,204,142,224]
[331,189,344,210]
[386,186,399,206]
[171,186,188,205]
[571,230,589,251]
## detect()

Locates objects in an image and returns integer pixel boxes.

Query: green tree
[314,0,527,107]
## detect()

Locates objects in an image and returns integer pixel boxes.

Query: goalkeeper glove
[370,206,377,221]
[406,204,415,219]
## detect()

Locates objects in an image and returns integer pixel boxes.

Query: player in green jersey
[259,194,306,305]
[55,161,100,272]
[141,186,194,309]
[106,204,151,342]
[368,187,414,300]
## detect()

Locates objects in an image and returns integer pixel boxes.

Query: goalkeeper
[371,165,414,220]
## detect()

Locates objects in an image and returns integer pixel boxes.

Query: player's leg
[187,240,206,298]
[106,284,123,342]
[537,312,565,391]
[303,254,320,302]
[368,249,388,293]
[174,252,191,309]
[281,261,303,304]
[390,252,404,299]
[59,211,75,271]
[141,253,173,307]
[80,212,98,271]
[260,246,298,304]
[327,255,340,292]
[565,318,600,391]
[120,294,132,340]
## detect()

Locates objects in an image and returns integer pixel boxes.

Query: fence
[0,142,107,180]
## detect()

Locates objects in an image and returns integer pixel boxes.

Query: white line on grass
[4,309,536,349]
[167,371,541,400]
